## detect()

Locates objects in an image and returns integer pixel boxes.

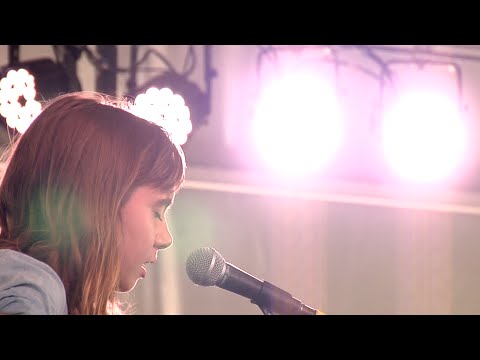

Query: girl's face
[117,186,176,292]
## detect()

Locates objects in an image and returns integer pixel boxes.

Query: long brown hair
[0,91,186,314]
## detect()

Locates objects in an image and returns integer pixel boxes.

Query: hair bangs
[138,127,186,192]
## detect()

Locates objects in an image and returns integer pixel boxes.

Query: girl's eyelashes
[154,211,163,221]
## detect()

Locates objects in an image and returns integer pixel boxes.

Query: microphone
[185,247,324,315]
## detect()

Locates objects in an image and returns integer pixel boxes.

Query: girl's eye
[154,211,162,221]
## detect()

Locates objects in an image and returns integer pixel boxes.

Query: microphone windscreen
[186,247,226,286]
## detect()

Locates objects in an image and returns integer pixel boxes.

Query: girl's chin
[117,275,144,293]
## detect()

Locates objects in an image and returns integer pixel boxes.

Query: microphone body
[219,263,317,315]
[186,247,321,315]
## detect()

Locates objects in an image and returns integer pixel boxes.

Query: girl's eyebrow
[152,198,174,208]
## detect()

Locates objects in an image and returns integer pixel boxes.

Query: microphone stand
[256,303,273,315]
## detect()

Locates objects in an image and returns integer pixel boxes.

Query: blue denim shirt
[0,249,68,314]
